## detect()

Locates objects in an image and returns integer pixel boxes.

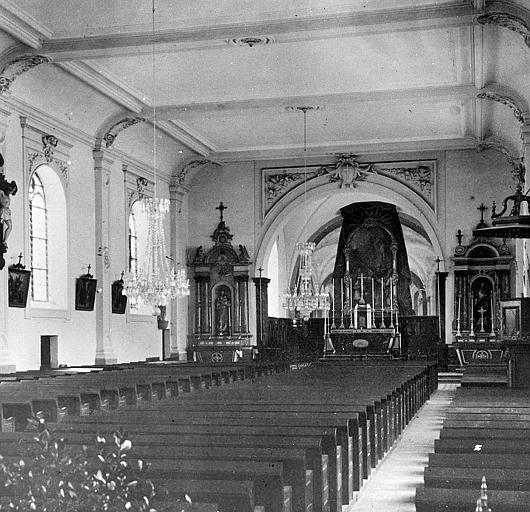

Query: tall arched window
[28,165,67,310]
[128,209,138,276]
[128,200,150,314]
[29,172,48,302]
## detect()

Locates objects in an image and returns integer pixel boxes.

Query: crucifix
[477,203,488,228]
[435,257,441,273]
[216,202,227,222]
[478,306,486,333]
[456,229,463,246]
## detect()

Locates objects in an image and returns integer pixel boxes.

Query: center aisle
[348,383,457,512]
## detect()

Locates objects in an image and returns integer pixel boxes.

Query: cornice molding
[157,120,215,156]
[213,137,478,162]
[0,0,52,49]
[57,61,145,113]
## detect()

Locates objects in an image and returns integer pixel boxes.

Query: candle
[380,277,384,309]
[360,273,364,300]
[390,279,393,311]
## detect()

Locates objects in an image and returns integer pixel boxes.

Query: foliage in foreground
[0,417,192,512]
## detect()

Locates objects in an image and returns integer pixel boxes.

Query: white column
[169,183,189,359]
[0,119,15,372]
[519,125,530,297]
[93,148,116,365]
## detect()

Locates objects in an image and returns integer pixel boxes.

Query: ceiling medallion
[229,36,274,47]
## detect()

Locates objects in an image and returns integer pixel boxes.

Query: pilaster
[93,148,117,365]
[0,114,15,372]
[169,183,189,359]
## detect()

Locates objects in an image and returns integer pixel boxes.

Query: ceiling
[0,0,529,163]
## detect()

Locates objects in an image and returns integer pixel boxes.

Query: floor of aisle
[346,383,458,512]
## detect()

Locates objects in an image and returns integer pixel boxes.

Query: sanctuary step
[438,371,463,384]
[461,363,508,387]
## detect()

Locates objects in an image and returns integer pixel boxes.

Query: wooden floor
[347,383,458,512]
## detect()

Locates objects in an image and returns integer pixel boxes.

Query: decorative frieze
[262,158,436,215]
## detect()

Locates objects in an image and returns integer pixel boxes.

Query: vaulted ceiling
[0,0,529,166]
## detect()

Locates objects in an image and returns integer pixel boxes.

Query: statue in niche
[215,287,231,336]
[472,278,493,333]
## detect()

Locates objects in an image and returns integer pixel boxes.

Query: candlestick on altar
[340,279,345,329]
[390,278,393,311]
[470,300,475,337]
[360,273,365,305]
[371,277,375,327]
[331,278,336,329]
[456,295,462,336]
[380,277,385,328]
[349,277,354,329]
[490,296,495,337]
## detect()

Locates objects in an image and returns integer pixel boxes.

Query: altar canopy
[332,202,413,316]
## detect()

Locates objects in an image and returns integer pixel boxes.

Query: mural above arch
[262,156,436,217]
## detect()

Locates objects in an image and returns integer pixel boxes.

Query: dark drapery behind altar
[333,201,413,315]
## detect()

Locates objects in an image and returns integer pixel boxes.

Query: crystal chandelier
[283,107,330,320]
[122,198,189,313]
[284,241,329,321]
[122,0,189,314]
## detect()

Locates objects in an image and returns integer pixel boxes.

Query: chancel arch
[256,176,445,322]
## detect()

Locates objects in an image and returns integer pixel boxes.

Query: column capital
[92,148,114,170]
[252,277,271,286]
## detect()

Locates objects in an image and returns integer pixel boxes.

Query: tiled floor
[346,383,458,512]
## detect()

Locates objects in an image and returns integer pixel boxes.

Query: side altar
[451,229,513,366]
[189,203,253,363]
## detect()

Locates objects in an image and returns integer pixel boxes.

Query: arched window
[29,172,48,302]
[128,209,138,276]
[28,165,67,310]
[128,200,150,314]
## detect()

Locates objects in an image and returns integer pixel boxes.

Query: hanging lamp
[283,107,329,321]
[122,0,189,313]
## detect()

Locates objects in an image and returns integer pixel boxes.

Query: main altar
[326,202,413,357]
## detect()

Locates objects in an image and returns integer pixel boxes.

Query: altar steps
[437,371,463,385]
[461,363,508,387]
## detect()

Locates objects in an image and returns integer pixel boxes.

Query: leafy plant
[0,417,189,512]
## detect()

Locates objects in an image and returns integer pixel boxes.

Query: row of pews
[416,386,530,511]
[0,359,436,512]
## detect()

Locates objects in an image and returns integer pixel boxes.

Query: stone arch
[0,53,51,95]
[476,1,530,50]
[255,174,445,283]
[477,83,530,125]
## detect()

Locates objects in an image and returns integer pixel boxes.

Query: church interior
[0,0,528,511]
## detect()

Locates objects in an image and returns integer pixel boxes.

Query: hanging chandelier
[283,107,330,320]
[284,241,329,321]
[122,0,189,314]
[122,198,189,313]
